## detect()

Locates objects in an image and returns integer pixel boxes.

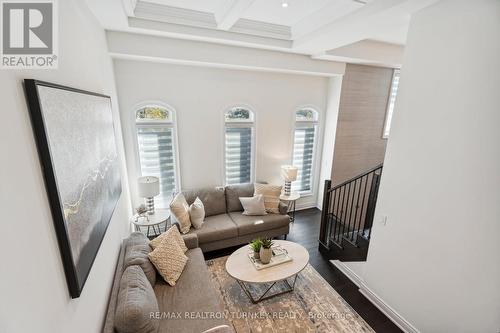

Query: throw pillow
[170,193,191,234]
[149,226,188,253]
[189,197,205,229]
[254,183,282,213]
[148,235,188,286]
[114,266,159,333]
[239,194,267,216]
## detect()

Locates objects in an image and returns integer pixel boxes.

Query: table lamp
[137,176,160,215]
[281,165,298,196]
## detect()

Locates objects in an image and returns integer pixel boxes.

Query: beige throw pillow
[170,193,191,234]
[254,183,282,214]
[189,197,205,229]
[148,234,188,286]
[149,226,187,252]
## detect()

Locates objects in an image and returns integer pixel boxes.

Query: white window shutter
[225,127,252,185]
[292,126,316,192]
[137,127,177,207]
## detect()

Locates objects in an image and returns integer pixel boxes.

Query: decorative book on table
[247,245,293,270]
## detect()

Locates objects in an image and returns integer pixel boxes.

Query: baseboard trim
[295,203,318,211]
[331,261,420,333]
[330,260,364,287]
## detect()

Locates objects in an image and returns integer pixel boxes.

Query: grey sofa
[103,232,233,333]
[179,183,290,252]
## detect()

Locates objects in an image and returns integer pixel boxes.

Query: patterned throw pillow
[254,183,282,214]
[149,226,188,252]
[170,193,191,234]
[148,233,188,286]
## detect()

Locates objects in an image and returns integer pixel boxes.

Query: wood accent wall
[331,64,394,186]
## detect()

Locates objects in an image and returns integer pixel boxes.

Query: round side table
[279,192,300,222]
[131,208,170,239]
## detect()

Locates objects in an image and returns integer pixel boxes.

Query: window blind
[137,127,176,207]
[225,127,252,185]
[292,126,316,192]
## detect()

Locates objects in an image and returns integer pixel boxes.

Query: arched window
[292,108,319,193]
[135,104,179,207]
[224,106,255,185]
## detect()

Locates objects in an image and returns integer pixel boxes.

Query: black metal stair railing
[319,164,383,251]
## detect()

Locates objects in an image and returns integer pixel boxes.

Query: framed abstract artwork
[24,80,122,298]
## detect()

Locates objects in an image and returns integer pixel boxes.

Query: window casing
[135,105,179,208]
[383,69,401,138]
[292,109,318,194]
[224,107,255,185]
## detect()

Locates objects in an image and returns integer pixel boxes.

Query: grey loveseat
[179,183,290,252]
[103,232,233,333]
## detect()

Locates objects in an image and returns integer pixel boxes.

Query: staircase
[319,164,383,261]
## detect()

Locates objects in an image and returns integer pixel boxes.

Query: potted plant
[259,238,274,264]
[250,238,262,259]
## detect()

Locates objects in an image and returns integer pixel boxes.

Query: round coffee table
[225,240,309,303]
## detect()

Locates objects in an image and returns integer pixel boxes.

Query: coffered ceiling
[88,0,441,67]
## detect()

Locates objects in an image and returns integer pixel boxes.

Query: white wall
[360,0,500,332]
[113,59,330,209]
[0,1,131,332]
[317,76,343,208]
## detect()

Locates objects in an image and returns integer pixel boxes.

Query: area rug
[206,256,374,333]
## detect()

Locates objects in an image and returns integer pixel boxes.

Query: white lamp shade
[281,165,298,182]
[137,176,160,197]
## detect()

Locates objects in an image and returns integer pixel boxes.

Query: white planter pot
[259,247,272,264]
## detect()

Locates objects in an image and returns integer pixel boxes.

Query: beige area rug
[206,256,374,333]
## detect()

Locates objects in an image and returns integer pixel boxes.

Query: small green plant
[249,238,262,252]
[261,238,274,249]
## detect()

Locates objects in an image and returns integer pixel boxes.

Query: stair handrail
[328,163,383,192]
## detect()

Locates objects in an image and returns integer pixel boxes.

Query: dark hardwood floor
[205,208,402,333]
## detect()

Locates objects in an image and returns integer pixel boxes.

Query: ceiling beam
[216,0,256,30]
[313,40,405,68]
[293,0,440,54]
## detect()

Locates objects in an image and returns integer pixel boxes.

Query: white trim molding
[331,260,420,333]
[106,31,345,78]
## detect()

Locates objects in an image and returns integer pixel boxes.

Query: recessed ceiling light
[282,1,289,8]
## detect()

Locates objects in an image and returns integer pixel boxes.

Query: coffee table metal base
[236,274,299,303]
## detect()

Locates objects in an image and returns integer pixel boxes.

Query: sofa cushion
[190,214,238,243]
[123,244,156,287]
[114,265,159,333]
[229,212,290,236]
[225,183,254,212]
[124,232,149,255]
[183,187,226,217]
[154,248,227,333]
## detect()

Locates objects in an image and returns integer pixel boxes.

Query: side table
[131,208,171,239]
[279,192,300,222]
